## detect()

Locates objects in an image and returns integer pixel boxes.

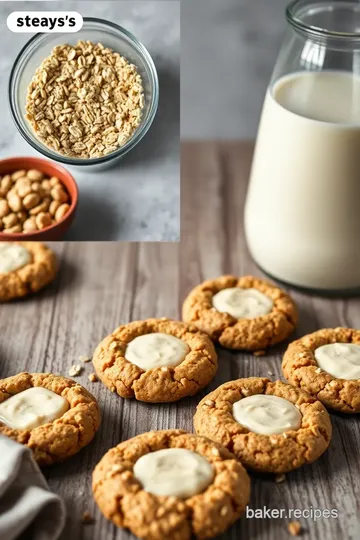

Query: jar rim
[286,0,360,40]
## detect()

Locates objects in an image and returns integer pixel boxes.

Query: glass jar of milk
[244,0,360,292]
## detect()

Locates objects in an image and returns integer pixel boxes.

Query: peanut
[29,197,51,216]
[11,170,27,181]
[23,217,37,232]
[41,180,51,191]
[51,185,68,203]
[0,200,10,218]
[1,175,12,192]
[27,169,44,181]
[49,200,61,216]
[6,225,22,233]
[49,176,60,187]
[17,184,32,198]
[23,192,41,210]
[8,193,22,213]
[35,212,52,230]
[17,211,27,224]
[55,203,70,221]
[3,213,18,229]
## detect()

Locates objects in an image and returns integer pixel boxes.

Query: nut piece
[23,217,37,232]
[49,200,61,216]
[55,203,70,222]
[0,200,10,218]
[3,213,18,229]
[51,185,68,203]
[275,473,286,483]
[79,355,91,363]
[11,170,26,181]
[35,212,52,230]
[8,193,22,213]
[23,192,41,210]
[6,225,22,233]
[288,521,301,536]
[1,175,12,192]
[69,364,83,377]
[27,169,44,181]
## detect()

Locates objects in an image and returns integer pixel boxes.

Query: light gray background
[0,1,180,240]
[182,0,289,139]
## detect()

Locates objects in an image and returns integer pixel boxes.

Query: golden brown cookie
[282,327,360,413]
[92,318,217,403]
[0,372,100,465]
[92,429,250,540]
[194,378,332,474]
[0,242,57,301]
[182,275,297,350]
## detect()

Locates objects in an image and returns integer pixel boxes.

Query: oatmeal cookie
[282,327,360,413]
[194,378,332,473]
[0,242,57,301]
[182,275,297,350]
[93,318,217,402]
[92,429,250,540]
[0,372,100,465]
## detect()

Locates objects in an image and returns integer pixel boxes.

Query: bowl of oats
[9,18,159,170]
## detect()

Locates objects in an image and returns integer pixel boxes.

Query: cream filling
[0,387,69,430]
[133,448,214,498]
[0,244,31,274]
[232,394,302,435]
[314,342,360,380]
[125,333,190,371]
[212,287,273,319]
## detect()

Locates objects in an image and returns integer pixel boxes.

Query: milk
[245,70,360,291]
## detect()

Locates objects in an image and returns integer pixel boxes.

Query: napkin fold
[0,435,66,540]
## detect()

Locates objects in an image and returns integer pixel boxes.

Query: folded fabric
[0,435,66,540]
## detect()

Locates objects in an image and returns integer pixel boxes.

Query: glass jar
[244,0,360,293]
[9,18,159,171]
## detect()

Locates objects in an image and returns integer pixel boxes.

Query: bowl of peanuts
[0,157,78,240]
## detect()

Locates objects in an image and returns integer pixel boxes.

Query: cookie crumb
[267,370,274,376]
[220,506,228,516]
[69,364,82,377]
[88,373,98,382]
[79,355,91,363]
[254,350,266,357]
[275,473,286,483]
[211,447,220,457]
[288,521,301,536]
[82,511,94,525]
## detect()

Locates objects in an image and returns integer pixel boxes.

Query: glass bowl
[9,18,159,171]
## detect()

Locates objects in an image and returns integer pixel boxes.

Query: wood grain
[1,142,359,540]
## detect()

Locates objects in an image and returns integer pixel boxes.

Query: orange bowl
[0,156,78,241]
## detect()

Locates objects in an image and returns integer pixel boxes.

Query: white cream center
[0,244,31,274]
[212,287,273,319]
[133,448,214,498]
[125,333,190,371]
[0,387,69,430]
[232,394,302,435]
[315,342,360,380]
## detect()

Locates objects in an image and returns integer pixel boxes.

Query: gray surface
[181,0,289,139]
[0,1,180,241]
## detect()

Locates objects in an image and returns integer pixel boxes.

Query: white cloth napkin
[0,435,66,540]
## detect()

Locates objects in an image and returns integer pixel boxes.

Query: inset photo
[0,0,180,240]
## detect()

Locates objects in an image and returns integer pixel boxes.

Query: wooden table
[1,142,359,540]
